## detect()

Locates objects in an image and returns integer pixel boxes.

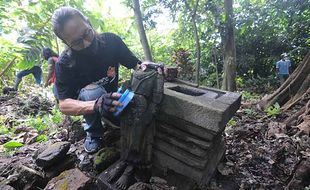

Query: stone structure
[152,82,241,189]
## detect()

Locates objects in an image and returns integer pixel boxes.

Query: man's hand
[139,62,164,74]
[94,92,122,116]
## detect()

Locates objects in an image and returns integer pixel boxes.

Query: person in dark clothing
[52,6,143,153]
[42,47,59,100]
[276,53,292,84]
[13,62,42,91]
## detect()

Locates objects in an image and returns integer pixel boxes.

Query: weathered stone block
[160,82,241,133]
[153,82,240,189]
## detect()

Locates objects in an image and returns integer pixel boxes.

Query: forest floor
[0,84,309,190]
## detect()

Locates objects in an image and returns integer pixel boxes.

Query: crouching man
[52,6,142,153]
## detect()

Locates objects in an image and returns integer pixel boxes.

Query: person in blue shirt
[276,53,292,84]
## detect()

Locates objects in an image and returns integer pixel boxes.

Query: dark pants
[52,84,59,100]
[78,84,107,138]
[16,66,42,84]
[279,74,289,84]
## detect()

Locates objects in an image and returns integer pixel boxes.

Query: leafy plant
[241,91,260,101]
[0,116,10,135]
[0,125,9,135]
[244,108,255,116]
[36,134,48,142]
[50,108,64,125]
[3,141,24,149]
[26,117,47,132]
[265,103,281,117]
[227,118,237,127]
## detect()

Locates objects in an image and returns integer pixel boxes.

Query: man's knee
[78,84,107,101]
[16,70,27,79]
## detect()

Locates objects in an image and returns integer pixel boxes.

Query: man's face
[61,16,94,51]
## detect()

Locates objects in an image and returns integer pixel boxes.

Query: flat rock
[35,141,70,168]
[0,177,15,190]
[44,154,77,180]
[128,182,152,190]
[8,165,46,190]
[44,168,90,190]
[150,177,176,190]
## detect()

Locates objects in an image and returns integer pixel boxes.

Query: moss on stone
[58,179,69,190]
[93,147,119,171]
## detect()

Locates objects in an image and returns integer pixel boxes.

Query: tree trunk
[212,48,220,89]
[185,0,201,85]
[221,0,237,91]
[259,52,310,110]
[192,0,201,86]
[0,57,17,78]
[133,0,153,61]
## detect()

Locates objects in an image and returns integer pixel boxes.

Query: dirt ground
[0,86,309,190]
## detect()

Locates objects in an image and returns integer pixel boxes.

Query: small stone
[44,168,90,190]
[128,182,152,190]
[8,165,46,190]
[44,154,77,180]
[35,141,70,168]
[150,177,175,190]
[0,134,12,145]
[93,147,119,172]
[0,177,15,190]
[78,153,93,172]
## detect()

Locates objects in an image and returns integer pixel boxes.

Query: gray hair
[52,6,89,40]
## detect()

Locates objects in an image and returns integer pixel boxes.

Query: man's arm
[59,92,122,116]
[59,99,96,115]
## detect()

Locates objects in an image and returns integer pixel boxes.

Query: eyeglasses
[68,28,94,50]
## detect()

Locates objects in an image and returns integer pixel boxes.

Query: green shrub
[265,102,281,117]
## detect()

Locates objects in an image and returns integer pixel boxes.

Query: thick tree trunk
[222,0,237,92]
[133,0,153,61]
[259,52,310,110]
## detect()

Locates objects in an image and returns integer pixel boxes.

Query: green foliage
[0,125,9,135]
[265,103,281,117]
[241,91,259,101]
[51,108,64,125]
[36,134,48,142]
[227,118,237,127]
[0,116,10,135]
[26,117,47,132]
[3,141,24,149]
[0,0,309,89]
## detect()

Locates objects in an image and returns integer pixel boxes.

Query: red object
[50,57,59,83]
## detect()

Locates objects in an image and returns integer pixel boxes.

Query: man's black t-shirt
[55,33,140,100]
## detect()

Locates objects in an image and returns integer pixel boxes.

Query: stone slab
[160,82,241,133]
[154,138,208,170]
[153,137,226,188]
[44,168,90,190]
[153,149,204,180]
[155,130,207,158]
[157,114,216,141]
[157,123,211,150]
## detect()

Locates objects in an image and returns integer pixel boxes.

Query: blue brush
[113,88,135,116]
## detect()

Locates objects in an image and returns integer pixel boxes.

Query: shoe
[84,134,103,154]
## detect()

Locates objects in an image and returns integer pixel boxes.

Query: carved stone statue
[106,64,164,189]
